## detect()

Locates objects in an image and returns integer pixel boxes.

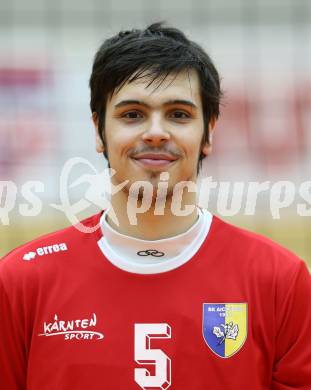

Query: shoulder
[208,213,309,282]
[207,214,311,318]
[0,212,103,281]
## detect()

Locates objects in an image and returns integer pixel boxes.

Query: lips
[131,153,178,168]
[132,153,178,162]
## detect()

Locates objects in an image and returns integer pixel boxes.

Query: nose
[141,115,170,145]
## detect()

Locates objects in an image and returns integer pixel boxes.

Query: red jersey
[0,212,310,389]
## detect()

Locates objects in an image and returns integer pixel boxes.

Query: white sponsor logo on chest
[38,313,104,340]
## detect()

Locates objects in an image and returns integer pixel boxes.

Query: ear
[92,112,105,153]
[201,116,217,156]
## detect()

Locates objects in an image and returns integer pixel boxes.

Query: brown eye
[122,111,143,119]
[170,111,190,119]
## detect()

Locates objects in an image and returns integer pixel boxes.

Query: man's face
[95,69,213,200]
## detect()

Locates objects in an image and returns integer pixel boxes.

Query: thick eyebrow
[114,99,198,110]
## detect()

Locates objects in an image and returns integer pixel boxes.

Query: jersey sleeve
[0,260,28,389]
[272,260,311,390]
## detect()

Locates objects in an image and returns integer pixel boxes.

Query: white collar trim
[97,208,213,274]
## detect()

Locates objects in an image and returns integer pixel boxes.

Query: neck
[106,188,199,240]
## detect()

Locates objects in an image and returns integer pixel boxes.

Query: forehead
[109,69,202,108]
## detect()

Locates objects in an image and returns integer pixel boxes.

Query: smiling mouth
[131,153,179,169]
[131,158,177,168]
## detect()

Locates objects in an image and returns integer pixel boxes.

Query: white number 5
[134,323,171,389]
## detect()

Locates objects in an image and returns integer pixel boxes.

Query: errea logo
[23,252,36,260]
[23,243,68,261]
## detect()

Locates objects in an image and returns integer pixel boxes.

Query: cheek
[178,122,204,156]
[106,127,134,159]
[182,137,203,161]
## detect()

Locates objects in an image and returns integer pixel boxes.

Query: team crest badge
[202,303,247,358]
